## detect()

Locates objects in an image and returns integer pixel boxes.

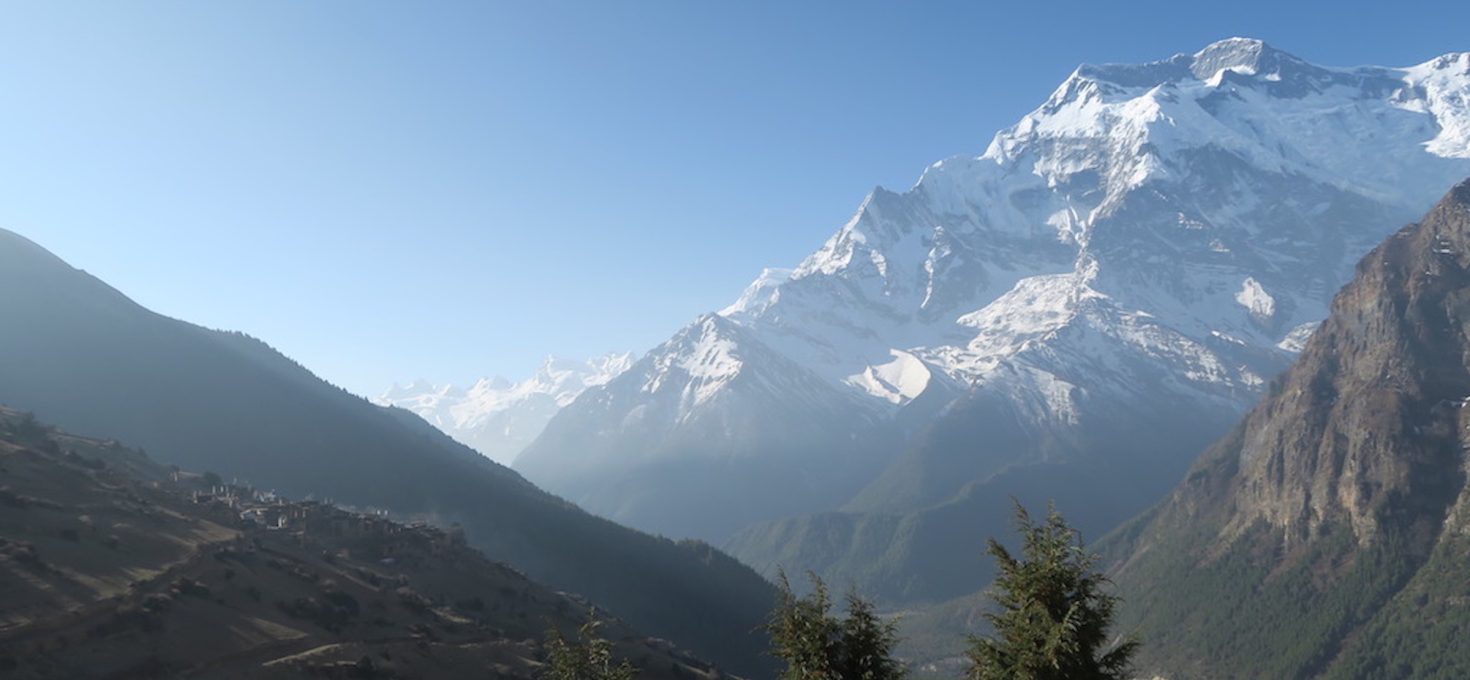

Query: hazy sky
[2,1,1465,396]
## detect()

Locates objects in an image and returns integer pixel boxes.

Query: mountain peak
[469,375,512,391]
[690,311,736,332]
[720,267,793,320]
[1426,51,1470,71]
[535,354,575,375]
[1189,37,1299,78]
[1067,37,1316,92]
[1448,176,1470,205]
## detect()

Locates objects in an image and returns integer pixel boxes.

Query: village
[173,470,469,566]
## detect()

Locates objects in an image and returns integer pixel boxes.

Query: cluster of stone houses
[182,478,465,560]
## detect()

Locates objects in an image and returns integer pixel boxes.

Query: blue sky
[1,1,1465,396]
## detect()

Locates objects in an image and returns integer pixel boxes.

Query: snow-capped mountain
[515,39,1470,542]
[516,315,894,540]
[377,353,633,464]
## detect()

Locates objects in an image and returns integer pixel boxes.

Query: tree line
[543,503,1138,680]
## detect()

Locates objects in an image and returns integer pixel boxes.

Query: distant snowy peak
[523,313,878,464]
[631,313,859,418]
[375,351,633,464]
[516,353,635,407]
[644,314,746,402]
[380,378,464,404]
[720,267,793,320]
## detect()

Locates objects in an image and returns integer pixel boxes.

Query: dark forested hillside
[0,228,776,677]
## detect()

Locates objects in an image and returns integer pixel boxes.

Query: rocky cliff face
[1220,183,1470,547]
[1107,180,1470,679]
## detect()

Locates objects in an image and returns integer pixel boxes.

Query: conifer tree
[543,614,636,680]
[767,572,903,680]
[966,503,1137,680]
[839,592,905,680]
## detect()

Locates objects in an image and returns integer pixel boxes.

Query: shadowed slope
[0,228,777,677]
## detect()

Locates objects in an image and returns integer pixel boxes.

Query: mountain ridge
[0,227,778,677]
